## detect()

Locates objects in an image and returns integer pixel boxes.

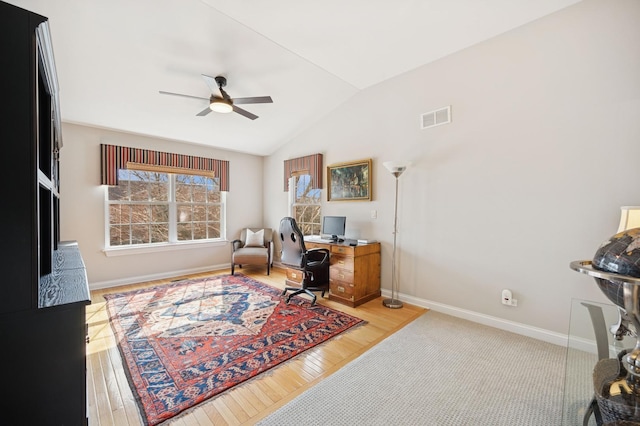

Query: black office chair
[279,217,330,305]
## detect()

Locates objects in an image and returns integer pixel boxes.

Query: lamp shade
[618,206,640,233]
[210,99,233,113]
[383,161,411,177]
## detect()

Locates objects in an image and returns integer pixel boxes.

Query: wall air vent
[421,106,451,129]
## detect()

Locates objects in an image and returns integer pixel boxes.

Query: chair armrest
[231,239,243,251]
[306,248,330,264]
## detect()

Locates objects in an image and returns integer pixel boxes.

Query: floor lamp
[382,161,410,309]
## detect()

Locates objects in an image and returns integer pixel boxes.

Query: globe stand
[571,261,640,392]
[571,260,640,424]
[571,261,640,423]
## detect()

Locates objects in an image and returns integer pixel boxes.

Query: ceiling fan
[159,74,273,120]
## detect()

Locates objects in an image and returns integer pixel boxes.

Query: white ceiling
[7,0,580,155]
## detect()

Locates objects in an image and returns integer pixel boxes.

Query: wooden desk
[287,241,381,307]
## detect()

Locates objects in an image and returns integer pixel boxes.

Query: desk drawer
[286,268,303,283]
[329,280,354,299]
[330,266,354,283]
[330,255,354,271]
[331,245,355,255]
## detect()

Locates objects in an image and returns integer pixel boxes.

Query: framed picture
[327,159,372,201]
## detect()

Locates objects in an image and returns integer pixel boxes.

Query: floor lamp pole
[383,170,403,309]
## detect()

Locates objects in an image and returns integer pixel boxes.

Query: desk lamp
[382,161,410,309]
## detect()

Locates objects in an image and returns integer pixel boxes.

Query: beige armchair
[231,228,273,275]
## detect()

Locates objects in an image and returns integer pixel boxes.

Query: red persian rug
[104,273,363,425]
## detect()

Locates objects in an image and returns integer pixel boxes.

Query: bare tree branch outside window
[107,170,222,247]
[292,174,321,235]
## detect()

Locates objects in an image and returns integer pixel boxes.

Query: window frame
[289,172,321,236]
[103,169,226,256]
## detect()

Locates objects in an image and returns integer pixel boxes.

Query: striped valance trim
[100,144,229,191]
[283,153,323,191]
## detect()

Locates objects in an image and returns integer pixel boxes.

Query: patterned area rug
[104,273,363,425]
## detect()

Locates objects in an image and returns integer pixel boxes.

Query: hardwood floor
[86,266,427,425]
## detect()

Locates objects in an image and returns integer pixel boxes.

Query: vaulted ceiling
[7,0,580,155]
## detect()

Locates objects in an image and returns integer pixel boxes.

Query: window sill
[103,240,227,257]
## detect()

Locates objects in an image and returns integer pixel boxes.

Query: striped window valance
[100,144,229,191]
[283,153,323,191]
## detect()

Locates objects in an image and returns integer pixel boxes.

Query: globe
[592,228,640,308]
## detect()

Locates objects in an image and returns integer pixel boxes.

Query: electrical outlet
[501,289,517,306]
[501,289,512,305]
[371,210,377,219]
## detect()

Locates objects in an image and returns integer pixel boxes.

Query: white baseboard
[89,263,230,290]
[381,289,572,348]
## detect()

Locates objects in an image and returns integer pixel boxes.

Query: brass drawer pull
[337,286,345,293]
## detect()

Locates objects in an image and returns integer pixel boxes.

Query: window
[107,169,224,248]
[290,173,321,235]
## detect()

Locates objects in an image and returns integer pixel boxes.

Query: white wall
[60,123,264,288]
[264,0,640,336]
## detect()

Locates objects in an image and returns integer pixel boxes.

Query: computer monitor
[322,216,346,242]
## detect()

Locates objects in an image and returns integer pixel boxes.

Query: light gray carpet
[258,311,567,426]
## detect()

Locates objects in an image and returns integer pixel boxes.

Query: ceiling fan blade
[201,74,219,95]
[231,96,273,105]
[159,90,208,101]
[196,107,212,116]
[232,105,258,120]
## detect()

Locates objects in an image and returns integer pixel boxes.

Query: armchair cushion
[245,228,265,247]
[233,247,269,264]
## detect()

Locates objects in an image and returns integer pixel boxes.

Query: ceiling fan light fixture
[210,98,233,113]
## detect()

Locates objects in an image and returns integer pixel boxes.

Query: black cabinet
[0,2,90,424]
